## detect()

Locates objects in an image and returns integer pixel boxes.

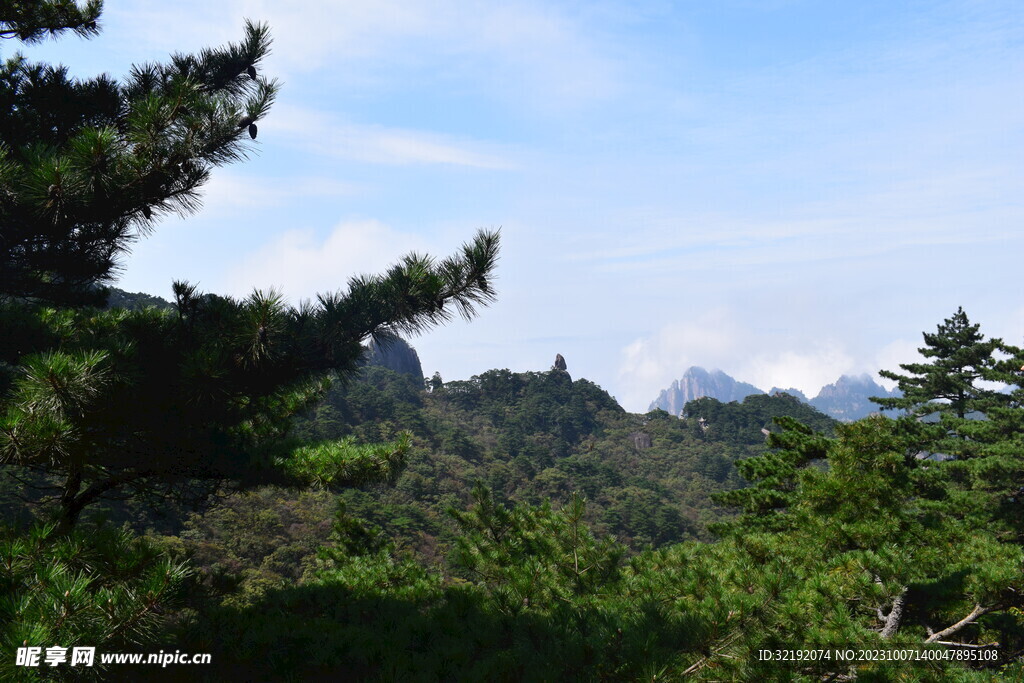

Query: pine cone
[247,65,257,80]
[248,123,258,139]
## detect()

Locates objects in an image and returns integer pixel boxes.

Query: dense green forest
[5,4,1024,681]
[7,301,1024,680]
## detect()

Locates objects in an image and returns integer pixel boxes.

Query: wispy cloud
[616,309,868,413]
[100,0,622,111]
[267,105,516,169]
[196,172,362,214]
[221,219,430,300]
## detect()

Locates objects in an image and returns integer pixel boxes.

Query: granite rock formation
[649,367,763,416]
[365,337,424,380]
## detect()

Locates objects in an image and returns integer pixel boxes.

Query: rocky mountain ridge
[650,366,900,422]
[650,367,763,417]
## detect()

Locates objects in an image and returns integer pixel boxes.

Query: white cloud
[222,219,429,299]
[268,105,515,169]
[743,347,856,397]
[873,339,923,390]
[617,309,742,411]
[616,310,867,412]
[196,172,361,214]
[104,0,621,110]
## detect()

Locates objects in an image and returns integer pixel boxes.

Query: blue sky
[15,0,1024,411]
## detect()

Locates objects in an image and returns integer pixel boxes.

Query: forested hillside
[300,363,846,547]
[1,352,847,680]
[126,362,823,611]
[15,336,1024,680]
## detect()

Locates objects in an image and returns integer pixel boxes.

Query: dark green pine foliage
[1,521,189,682]
[0,0,101,44]
[1,4,277,306]
[871,308,1008,456]
[870,308,1024,541]
[0,2,501,532]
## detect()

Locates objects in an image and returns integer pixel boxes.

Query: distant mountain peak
[809,373,897,421]
[649,366,900,422]
[649,366,763,415]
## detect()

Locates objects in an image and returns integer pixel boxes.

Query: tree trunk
[880,587,908,639]
[55,471,146,534]
[56,468,84,535]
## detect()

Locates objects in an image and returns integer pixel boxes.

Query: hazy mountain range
[650,367,900,422]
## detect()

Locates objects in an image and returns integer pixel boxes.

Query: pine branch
[924,603,994,643]
[0,0,101,43]
[930,641,998,649]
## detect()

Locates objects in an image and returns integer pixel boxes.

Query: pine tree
[0,2,501,531]
[708,416,1024,676]
[869,307,1016,467]
[1,2,278,306]
[872,307,1005,421]
[868,309,1024,539]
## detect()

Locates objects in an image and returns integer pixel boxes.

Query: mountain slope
[289,360,843,553]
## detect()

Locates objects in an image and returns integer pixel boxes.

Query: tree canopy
[872,307,1007,422]
[0,1,501,532]
[1,4,277,306]
[0,0,101,44]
